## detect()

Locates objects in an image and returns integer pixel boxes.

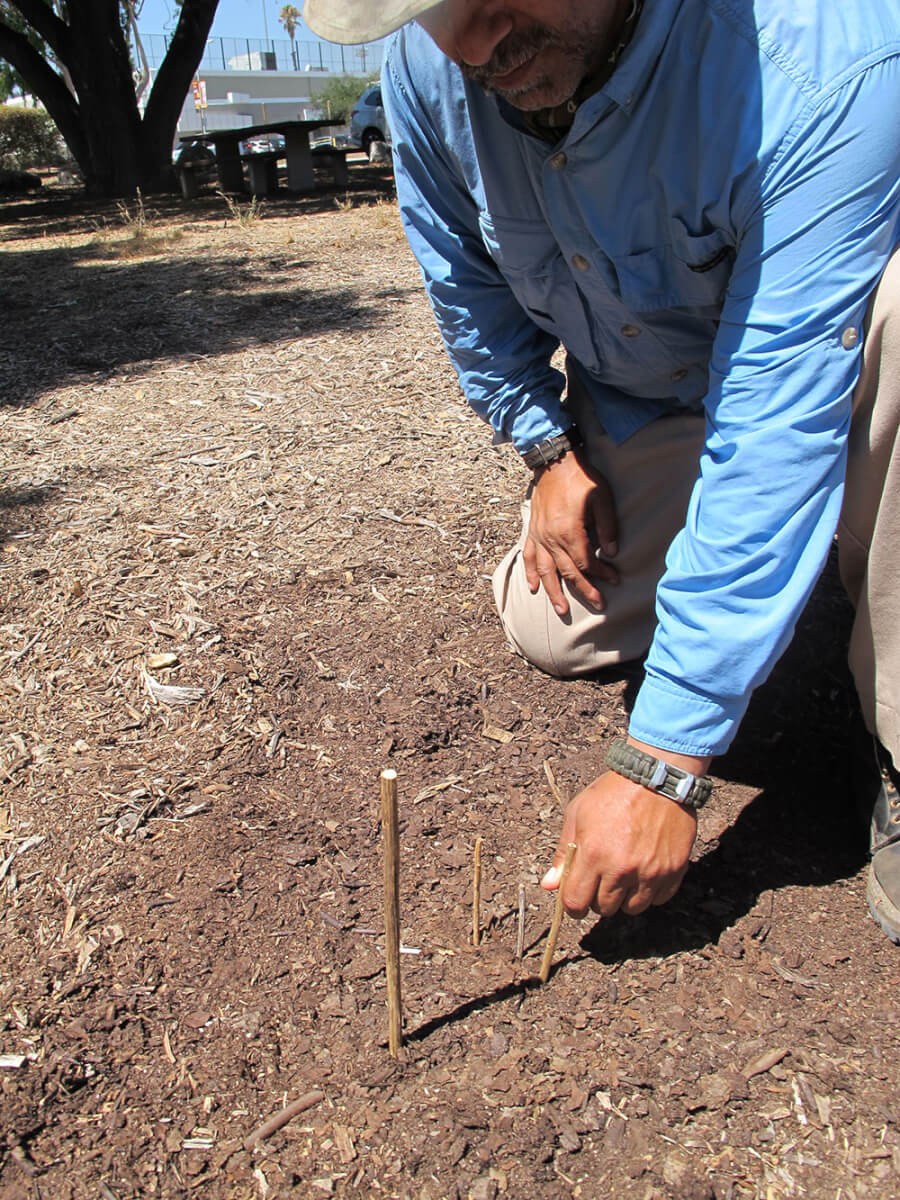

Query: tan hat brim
[303,0,439,44]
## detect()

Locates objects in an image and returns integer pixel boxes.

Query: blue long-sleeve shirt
[382,0,900,756]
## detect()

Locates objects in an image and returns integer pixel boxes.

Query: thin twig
[243,1090,326,1149]
[6,631,41,668]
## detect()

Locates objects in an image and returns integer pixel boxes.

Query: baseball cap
[303,0,439,43]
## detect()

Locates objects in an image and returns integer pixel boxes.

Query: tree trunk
[62,0,143,194]
[0,0,219,196]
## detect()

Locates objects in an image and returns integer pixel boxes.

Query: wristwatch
[606,737,713,809]
[521,431,578,471]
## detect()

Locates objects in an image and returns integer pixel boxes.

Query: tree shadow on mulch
[0,483,62,552]
[0,241,379,408]
[0,163,396,242]
[578,546,872,961]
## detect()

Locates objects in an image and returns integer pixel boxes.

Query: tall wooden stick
[380,768,402,1056]
[472,837,484,947]
[539,842,577,983]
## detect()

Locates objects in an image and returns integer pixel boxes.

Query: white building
[142,33,381,140]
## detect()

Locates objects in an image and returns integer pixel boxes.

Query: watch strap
[606,737,713,809]
[521,431,577,471]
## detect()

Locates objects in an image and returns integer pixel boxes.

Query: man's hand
[541,740,710,917]
[523,448,618,616]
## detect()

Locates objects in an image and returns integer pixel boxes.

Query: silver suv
[349,85,390,157]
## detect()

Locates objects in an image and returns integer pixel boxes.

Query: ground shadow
[0,483,62,551]
[405,978,535,1043]
[0,239,378,408]
[578,775,868,963]
[572,545,871,958]
[0,162,396,243]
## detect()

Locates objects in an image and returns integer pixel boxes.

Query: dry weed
[217,188,265,229]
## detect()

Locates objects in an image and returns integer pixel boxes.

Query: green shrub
[309,74,378,124]
[0,106,67,170]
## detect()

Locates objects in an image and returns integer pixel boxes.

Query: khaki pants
[492,252,900,764]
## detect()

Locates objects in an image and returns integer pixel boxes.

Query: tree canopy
[0,0,219,195]
[311,72,378,124]
[279,5,301,69]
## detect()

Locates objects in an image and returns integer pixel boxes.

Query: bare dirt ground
[1,166,899,1200]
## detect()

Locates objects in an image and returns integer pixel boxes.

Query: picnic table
[177,118,348,197]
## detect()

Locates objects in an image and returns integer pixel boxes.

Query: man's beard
[460,23,607,109]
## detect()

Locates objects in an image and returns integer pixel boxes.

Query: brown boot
[867,741,900,944]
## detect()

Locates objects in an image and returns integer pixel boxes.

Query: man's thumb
[541,810,576,890]
[541,862,562,890]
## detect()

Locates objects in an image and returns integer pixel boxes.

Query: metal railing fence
[143,34,383,76]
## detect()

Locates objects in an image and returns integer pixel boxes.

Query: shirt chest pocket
[612,225,734,313]
[477,212,564,325]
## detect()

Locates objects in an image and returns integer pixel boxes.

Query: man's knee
[491,546,655,677]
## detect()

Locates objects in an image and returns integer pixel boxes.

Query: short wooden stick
[381,768,402,1056]
[515,882,526,961]
[539,842,577,983]
[243,1090,325,1150]
[472,837,483,947]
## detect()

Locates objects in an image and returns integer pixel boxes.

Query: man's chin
[492,75,574,110]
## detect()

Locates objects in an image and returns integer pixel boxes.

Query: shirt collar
[483,0,685,139]
[600,0,686,115]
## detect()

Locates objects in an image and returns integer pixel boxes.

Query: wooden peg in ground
[380,768,403,1056]
[472,836,484,947]
[539,842,577,983]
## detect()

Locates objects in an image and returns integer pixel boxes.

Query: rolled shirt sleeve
[384,14,900,758]
[383,41,572,453]
[631,56,900,754]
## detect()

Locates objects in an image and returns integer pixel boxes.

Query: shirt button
[549,152,567,170]
[621,324,641,338]
[841,326,859,349]
[571,254,590,271]
[671,367,689,382]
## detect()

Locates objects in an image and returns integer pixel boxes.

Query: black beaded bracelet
[521,431,577,471]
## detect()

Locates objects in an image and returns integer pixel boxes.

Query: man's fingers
[585,878,629,919]
[536,553,570,615]
[649,870,687,907]
[553,560,604,611]
[561,850,622,918]
[531,539,606,612]
[523,540,566,611]
[522,537,541,593]
[620,886,656,916]
[525,539,573,614]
